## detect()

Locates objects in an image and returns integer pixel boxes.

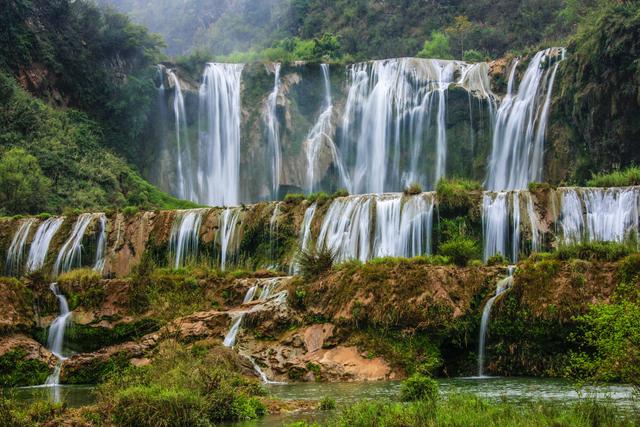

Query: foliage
[296,246,335,281]
[0,395,63,427]
[403,183,423,196]
[555,1,640,182]
[462,49,486,62]
[554,242,631,262]
[587,166,640,187]
[436,178,482,216]
[439,237,479,266]
[417,32,453,60]
[284,193,305,203]
[319,396,337,410]
[98,341,266,425]
[0,148,50,215]
[0,349,51,386]
[399,373,439,403]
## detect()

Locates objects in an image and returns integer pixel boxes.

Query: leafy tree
[312,33,342,61]
[445,15,473,59]
[462,49,485,62]
[0,148,51,215]
[417,31,453,60]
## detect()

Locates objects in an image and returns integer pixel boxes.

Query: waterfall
[305,64,350,193]
[52,214,95,277]
[525,192,541,252]
[169,209,205,268]
[560,187,640,244]
[477,266,514,377]
[291,203,317,274]
[316,195,373,262]
[167,69,195,201]
[219,208,241,270]
[485,48,565,190]
[26,217,64,273]
[93,213,107,273]
[223,314,243,347]
[269,202,281,266]
[5,218,35,276]
[373,193,435,257]
[265,63,282,199]
[198,63,244,206]
[44,282,72,393]
[340,58,478,193]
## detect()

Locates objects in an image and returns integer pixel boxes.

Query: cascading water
[167,69,195,201]
[223,314,243,347]
[269,202,281,266]
[316,195,373,262]
[26,217,64,273]
[291,203,317,274]
[340,58,486,193]
[305,64,350,193]
[477,266,514,377]
[93,213,107,273]
[560,187,640,244]
[169,209,205,268]
[219,208,241,270]
[198,63,244,206]
[265,63,282,199]
[373,193,435,258]
[44,282,72,401]
[5,218,36,276]
[52,214,95,277]
[485,48,565,190]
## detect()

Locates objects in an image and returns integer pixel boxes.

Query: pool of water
[6,377,637,426]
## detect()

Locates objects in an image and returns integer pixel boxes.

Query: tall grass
[587,166,640,187]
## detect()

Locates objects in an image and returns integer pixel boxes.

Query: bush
[417,31,453,59]
[404,183,423,195]
[555,242,631,262]
[587,166,640,187]
[319,396,337,410]
[296,246,336,280]
[436,178,482,216]
[438,237,479,266]
[284,193,305,203]
[486,254,507,266]
[462,49,485,62]
[0,148,51,215]
[399,373,439,402]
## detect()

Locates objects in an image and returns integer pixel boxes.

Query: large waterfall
[198,63,243,206]
[485,48,565,190]
[167,69,195,201]
[264,64,282,199]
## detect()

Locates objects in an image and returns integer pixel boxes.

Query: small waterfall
[5,218,36,276]
[223,314,243,347]
[525,192,541,252]
[93,213,107,273]
[265,63,282,199]
[340,58,478,193]
[291,203,317,274]
[477,266,514,377]
[167,69,195,201]
[373,193,435,258]
[305,64,350,193]
[198,63,244,206]
[169,209,205,268]
[243,285,258,304]
[269,202,281,266]
[560,187,640,244]
[316,195,373,262]
[53,213,95,277]
[219,208,241,271]
[485,48,565,190]
[26,217,64,273]
[44,282,72,394]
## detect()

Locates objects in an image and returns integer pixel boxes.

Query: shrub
[438,237,479,266]
[587,166,640,187]
[296,246,336,280]
[122,206,139,216]
[436,178,482,216]
[0,148,51,215]
[462,49,485,62]
[399,373,439,402]
[404,183,423,195]
[486,254,507,266]
[417,31,453,59]
[284,193,305,203]
[555,242,630,262]
[332,189,349,198]
[319,396,337,410]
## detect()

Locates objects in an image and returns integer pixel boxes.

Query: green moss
[64,352,131,385]
[0,349,50,386]
[63,319,162,353]
[436,178,482,217]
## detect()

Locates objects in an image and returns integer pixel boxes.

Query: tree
[445,15,473,59]
[0,148,51,214]
[417,31,453,59]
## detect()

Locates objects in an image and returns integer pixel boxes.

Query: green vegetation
[0,148,51,215]
[403,183,423,196]
[417,32,453,60]
[319,396,337,410]
[296,247,336,281]
[399,373,439,403]
[0,396,64,427]
[0,349,51,387]
[95,341,267,426]
[436,179,482,217]
[439,237,480,266]
[587,166,640,187]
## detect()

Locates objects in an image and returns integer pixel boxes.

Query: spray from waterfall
[485,48,565,190]
[5,218,36,276]
[26,217,64,273]
[198,63,244,206]
[265,64,282,199]
[477,266,514,377]
[305,64,350,193]
[169,209,205,268]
